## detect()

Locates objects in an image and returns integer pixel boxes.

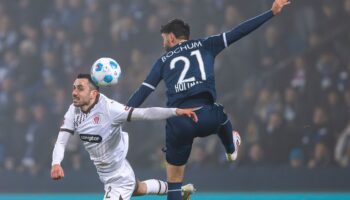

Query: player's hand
[51,164,65,180]
[176,108,198,123]
[271,0,291,15]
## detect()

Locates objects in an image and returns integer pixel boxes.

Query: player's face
[72,79,94,108]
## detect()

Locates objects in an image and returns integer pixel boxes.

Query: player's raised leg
[217,119,241,161]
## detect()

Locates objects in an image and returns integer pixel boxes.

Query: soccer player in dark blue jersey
[127,0,290,199]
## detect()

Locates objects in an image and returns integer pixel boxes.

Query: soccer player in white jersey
[51,74,197,200]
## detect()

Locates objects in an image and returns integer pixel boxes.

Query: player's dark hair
[160,19,190,40]
[77,73,99,91]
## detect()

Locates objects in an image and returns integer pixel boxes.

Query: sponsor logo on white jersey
[80,134,102,143]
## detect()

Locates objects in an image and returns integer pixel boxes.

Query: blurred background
[0,0,350,194]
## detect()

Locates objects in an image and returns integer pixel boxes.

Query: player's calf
[133,179,167,196]
[133,179,196,199]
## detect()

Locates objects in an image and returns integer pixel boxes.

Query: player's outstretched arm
[128,107,198,122]
[209,0,290,53]
[271,0,291,15]
[51,164,65,180]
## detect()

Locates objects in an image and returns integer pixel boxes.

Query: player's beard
[164,43,171,51]
[72,96,87,107]
[72,97,81,107]
[163,37,172,52]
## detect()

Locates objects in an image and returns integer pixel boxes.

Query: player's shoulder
[202,33,223,43]
[66,103,77,114]
[193,38,205,43]
[99,93,119,105]
[154,55,166,66]
[98,93,109,103]
[63,104,81,118]
[100,93,124,109]
[186,38,206,47]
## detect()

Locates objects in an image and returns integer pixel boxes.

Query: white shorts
[103,160,136,200]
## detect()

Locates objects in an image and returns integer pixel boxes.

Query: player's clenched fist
[51,164,65,180]
[271,0,291,15]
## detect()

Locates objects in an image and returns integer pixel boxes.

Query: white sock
[144,179,168,195]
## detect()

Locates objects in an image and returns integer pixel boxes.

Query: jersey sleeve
[108,100,131,124]
[203,10,274,56]
[127,60,163,107]
[52,131,71,165]
[60,104,75,135]
[129,107,177,121]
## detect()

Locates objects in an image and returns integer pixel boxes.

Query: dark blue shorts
[165,103,231,166]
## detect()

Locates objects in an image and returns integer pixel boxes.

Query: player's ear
[169,33,176,43]
[90,89,99,98]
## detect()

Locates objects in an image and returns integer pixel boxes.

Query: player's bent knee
[165,146,192,167]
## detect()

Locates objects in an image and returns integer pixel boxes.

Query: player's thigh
[103,184,122,200]
[103,182,135,200]
[195,104,228,136]
[166,117,195,166]
[103,161,136,200]
[104,184,135,200]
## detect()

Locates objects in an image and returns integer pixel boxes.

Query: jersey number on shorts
[170,50,206,84]
[105,186,112,198]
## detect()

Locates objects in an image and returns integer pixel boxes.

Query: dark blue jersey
[143,38,223,107]
[127,10,274,107]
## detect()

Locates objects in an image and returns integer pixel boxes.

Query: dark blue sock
[218,120,234,154]
[167,182,182,200]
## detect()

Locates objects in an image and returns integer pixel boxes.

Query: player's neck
[173,39,187,46]
[81,94,100,113]
[81,104,92,113]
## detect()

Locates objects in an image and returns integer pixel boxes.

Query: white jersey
[53,93,177,184]
[61,94,132,182]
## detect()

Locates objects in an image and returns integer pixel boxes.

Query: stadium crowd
[0,0,350,176]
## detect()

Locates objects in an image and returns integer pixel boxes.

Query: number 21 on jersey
[170,50,206,84]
